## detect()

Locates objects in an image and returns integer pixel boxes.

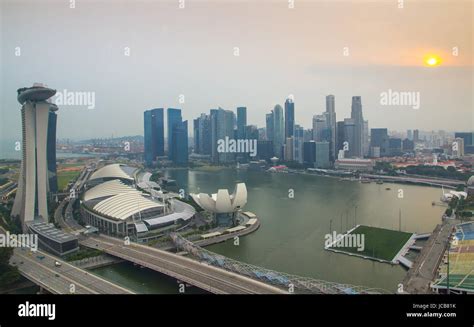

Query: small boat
[385,187,391,190]
[376,180,383,185]
[360,179,371,184]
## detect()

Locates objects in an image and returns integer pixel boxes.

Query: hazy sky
[1,0,473,145]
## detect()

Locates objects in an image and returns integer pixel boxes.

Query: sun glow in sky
[425,55,442,67]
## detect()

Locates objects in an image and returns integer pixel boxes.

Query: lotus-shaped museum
[190,183,247,213]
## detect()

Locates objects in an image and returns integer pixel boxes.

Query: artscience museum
[190,183,247,226]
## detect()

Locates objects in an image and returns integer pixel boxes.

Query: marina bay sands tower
[11,84,58,230]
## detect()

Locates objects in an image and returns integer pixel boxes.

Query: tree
[0,247,21,288]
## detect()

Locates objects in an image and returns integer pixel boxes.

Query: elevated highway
[80,234,287,294]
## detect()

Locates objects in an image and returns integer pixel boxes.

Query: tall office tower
[336,121,345,153]
[303,141,316,166]
[370,128,389,157]
[407,129,413,141]
[272,104,285,158]
[315,141,330,168]
[388,138,402,156]
[325,95,336,161]
[343,118,356,158]
[257,141,274,161]
[284,137,294,161]
[350,96,364,157]
[363,120,369,157]
[167,108,182,159]
[193,118,200,153]
[210,109,218,161]
[413,129,420,142]
[144,108,165,165]
[284,98,295,139]
[402,138,415,152]
[455,132,473,147]
[198,113,212,155]
[211,108,235,164]
[266,112,274,141]
[237,107,247,140]
[303,129,313,142]
[312,114,330,142]
[11,85,58,230]
[172,120,189,165]
[245,125,259,140]
[293,124,304,164]
[258,128,266,141]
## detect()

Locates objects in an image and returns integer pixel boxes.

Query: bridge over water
[170,233,390,294]
[80,234,287,294]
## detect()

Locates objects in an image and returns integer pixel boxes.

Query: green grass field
[57,170,81,191]
[330,225,413,262]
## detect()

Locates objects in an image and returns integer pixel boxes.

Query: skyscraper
[454,132,473,147]
[303,141,316,166]
[350,96,364,158]
[413,129,420,142]
[336,121,345,154]
[193,117,200,153]
[172,120,189,165]
[257,141,274,161]
[293,124,304,164]
[211,108,235,164]
[272,105,285,158]
[343,118,356,158]
[388,138,402,156]
[325,95,336,161]
[315,141,330,168]
[312,114,330,142]
[370,128,389,157]
[237,107,247,140]
[144,108,164,166]
[167,108,182,160]
[266,112,274,142]
[363,120,369,157]
[284,137,294,161]
[284,98,295,139]
[197,113,212,155]
[11,85,58,230]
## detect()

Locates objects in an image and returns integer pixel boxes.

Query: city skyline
[1,0,473,144]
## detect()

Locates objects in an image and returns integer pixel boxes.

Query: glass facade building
[144,108,164,166]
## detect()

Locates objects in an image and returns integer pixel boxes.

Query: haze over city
[1,0,473,144]
[2,2,474,323]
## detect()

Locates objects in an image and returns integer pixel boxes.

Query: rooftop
[28,222,78,243]
[89,164,136,182]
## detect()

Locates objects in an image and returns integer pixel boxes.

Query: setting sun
[424,55,442,67]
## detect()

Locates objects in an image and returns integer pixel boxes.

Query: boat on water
[385,187,391,190]
[376,180,383,185]
[360,179,371,184]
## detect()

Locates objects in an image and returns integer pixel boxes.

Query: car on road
[54,261,62,267]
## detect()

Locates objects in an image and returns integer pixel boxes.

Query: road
[360,173,463,188]
[54,166,89,233]
[81,234,287,294]
[1,224,134,294]
[402,219,458,294]
[10,248,135,294]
